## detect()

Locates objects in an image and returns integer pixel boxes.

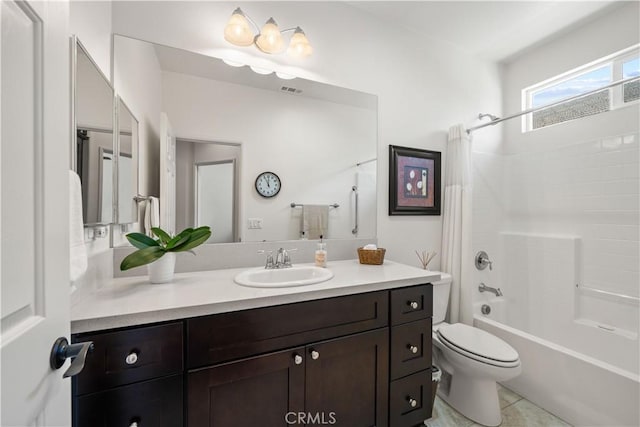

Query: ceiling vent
[280,86,302,94]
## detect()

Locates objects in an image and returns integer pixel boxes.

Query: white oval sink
[234,266,334,288]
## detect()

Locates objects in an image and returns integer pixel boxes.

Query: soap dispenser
[315,236,327,267]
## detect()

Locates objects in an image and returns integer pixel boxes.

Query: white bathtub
[474,300,640,427]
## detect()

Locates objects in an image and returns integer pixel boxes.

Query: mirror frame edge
[114,95,140,227]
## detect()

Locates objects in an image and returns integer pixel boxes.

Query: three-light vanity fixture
[224,7,313,58]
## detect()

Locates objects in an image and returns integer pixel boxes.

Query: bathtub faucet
[479,282,503,297]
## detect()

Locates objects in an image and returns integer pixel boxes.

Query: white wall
[112,36,162,199]
[495,2,640,338]
[69,0,112,78]
[112,1,503,267]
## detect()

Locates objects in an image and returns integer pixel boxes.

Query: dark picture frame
[389,145,441,215]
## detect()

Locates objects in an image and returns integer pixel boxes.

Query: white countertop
[71,259,440,334]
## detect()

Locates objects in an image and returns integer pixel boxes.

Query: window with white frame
[522,45,639,131]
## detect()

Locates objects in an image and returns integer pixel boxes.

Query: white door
[1,1,72,426]
[160,112,176,235]
[196,161,235,243]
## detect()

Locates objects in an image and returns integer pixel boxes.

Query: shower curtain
[441,124,473,325]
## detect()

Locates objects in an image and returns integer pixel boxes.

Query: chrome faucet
[258,250,275,269]
[259,248,296,269]
[478,282,503,297]
[274,248,293,269]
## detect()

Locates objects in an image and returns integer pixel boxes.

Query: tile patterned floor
[424,384,572,427]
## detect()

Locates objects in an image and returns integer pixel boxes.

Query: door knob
[407,397,417,408]
[310,350,320,360]
[408,344,419,354]
[408,301,419,310]
[50,337,94,378]
[293,354,303,365]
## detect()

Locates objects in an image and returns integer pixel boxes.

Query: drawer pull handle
[408,345,419,354]
[125,352,138,365]
[408,301,419,310]
[407,397,417,408]
[130,422,139,427]
[294,354,303,365]
[310,350,320,360]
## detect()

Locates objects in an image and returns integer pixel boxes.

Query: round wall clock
[255,171,281,198]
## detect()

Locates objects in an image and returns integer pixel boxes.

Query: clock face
[255,172,281,198]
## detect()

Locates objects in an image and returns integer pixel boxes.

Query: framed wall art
[389,145,441,215]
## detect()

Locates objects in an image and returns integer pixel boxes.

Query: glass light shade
[275,71,296,80]
[249,65,273,75]
[287,27,313,58]
[255,18,284,54]
[222,58,245,67]
[224,8,254,47]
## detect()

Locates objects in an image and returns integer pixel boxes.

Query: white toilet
[431,273,521,427]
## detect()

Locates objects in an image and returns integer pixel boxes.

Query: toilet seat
[437,323,520,368]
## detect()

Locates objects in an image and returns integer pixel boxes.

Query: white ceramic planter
[147,252,176,284]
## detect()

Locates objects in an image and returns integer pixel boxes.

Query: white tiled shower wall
[472,150,505,298]
[473,133,639,336]
[505,134,639,300]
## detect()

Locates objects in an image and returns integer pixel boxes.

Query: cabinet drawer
[390,285,432,325]
[74,322,183,395]
[74,374,183,427]
[187,291,388,368]
[390,318,431,380]
[389,370,431,427]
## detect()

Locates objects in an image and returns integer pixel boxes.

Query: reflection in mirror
[116,98,139,224]
[113,35,378,243]
[74,39,115,225]
[176,140,240,243]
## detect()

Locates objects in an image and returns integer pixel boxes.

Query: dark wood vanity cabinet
[189,329,388,427]
[72,284,433,427]
[389,285,434,426]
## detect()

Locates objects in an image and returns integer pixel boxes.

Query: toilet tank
[432,272,452,324]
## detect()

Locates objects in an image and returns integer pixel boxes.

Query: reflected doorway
[175,138,240,243]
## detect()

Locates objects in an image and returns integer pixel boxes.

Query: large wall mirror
[73,38,115,226]
[113,35,378,244]
[116,97,139,224]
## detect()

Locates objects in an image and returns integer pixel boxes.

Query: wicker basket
[357,247,386,265]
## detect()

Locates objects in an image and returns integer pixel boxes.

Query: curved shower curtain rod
[467,76,640,134]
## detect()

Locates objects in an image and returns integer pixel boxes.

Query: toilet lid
[437,323,519,363]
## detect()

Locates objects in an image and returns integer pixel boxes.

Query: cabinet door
[188,347,305,427]
[74,374,183,427]
[305,329,389,427]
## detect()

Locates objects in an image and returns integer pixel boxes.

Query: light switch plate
[248,218,263,229]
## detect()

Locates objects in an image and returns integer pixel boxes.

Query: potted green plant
[120,226,212,283]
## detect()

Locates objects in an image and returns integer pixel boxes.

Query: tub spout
[479,282,503,297]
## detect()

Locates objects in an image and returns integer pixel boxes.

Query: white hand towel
[69,171,87,282]
[144,196,160,236]
[302,205,329,240]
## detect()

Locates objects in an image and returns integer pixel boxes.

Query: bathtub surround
[468,4,640,426]
[441,125,473,324]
